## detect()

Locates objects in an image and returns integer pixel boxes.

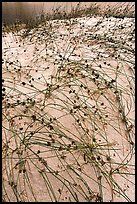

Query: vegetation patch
[2,3,135,202]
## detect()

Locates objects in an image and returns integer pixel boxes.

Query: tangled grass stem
[2,3,135,202]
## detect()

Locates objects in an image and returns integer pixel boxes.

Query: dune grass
[2,3,135,202]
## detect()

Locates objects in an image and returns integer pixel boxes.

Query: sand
[2,13,135,202]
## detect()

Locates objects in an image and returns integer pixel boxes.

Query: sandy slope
[2,15,135,202]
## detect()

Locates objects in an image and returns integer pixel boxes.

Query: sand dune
[2,8,135,202]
